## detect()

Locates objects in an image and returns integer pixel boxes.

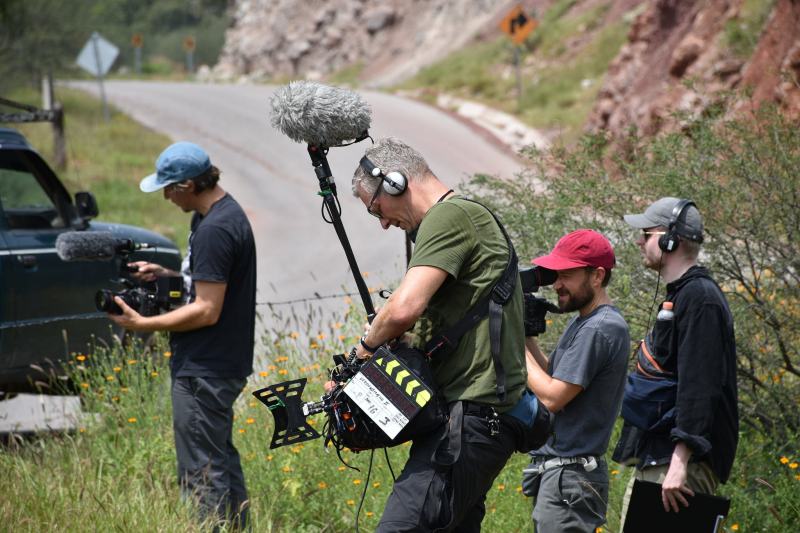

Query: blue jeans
[172,376,248,528]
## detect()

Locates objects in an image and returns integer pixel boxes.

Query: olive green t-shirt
[408,196,526,412]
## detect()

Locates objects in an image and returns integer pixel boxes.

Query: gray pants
[172,376,248,528]
[526,458,609,533]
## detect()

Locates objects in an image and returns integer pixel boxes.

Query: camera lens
[95,289,122,314]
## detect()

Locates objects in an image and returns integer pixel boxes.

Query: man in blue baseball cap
[109,141,256,529]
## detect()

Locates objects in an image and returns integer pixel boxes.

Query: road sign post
[132,33,143,75]
[183,36,196,74]
[76,32,119,122]
[499,5,538,111]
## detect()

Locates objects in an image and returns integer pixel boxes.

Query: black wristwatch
[360,336,379,353]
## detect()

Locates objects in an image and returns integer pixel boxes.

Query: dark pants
[377,402,522,532]
[172,376,248,528]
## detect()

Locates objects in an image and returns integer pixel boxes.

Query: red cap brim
[531,254,589,271]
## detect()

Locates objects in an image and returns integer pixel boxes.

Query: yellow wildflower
[113,366,122,372]
[163,351,172,358]
[80,383,89,389]
[339,335,346,341]
[79,427,86,433]
[249,401,257,407]
[373,482,381,488]
[246,418,255,425]
[151,371,159,377]
[278,369,288,375]
[497,484,505,491]
[127,417,137,423]
[76,354,87,362]
[780,456,789,464]
[611,470,620,475]
[266,455,273,461]
[127,359,137,365]
[106,376,115,382]
[289,331,299,339]
[516,486,523,493]
[346,499,355,506]
[353,479,362,485]
[310,342,319,349]
[268,365,277,371]
[282,466,292,473]
[731,525,739,531]
[338,466,346,472]
[238,428,246,434]
[318,482,328,489]
[790,462,798,469]
[120,387,129,393]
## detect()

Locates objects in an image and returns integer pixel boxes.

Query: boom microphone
[55,231,151,261]
[269,81,372,147]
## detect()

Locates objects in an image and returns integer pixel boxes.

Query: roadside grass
[6,87,191,251]
[396,1,631,142]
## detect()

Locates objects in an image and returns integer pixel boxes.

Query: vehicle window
[0,153,63,229]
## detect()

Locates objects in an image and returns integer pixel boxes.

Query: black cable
[383,447,396,482]
[644,253,664,337]
[321,193,342,224]
[353,449,375,532]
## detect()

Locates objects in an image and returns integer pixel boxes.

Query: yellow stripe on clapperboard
[374,355,431,408]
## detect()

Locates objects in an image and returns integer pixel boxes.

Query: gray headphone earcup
[382,171,407,196]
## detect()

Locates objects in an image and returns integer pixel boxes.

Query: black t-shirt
[170,194,256,379]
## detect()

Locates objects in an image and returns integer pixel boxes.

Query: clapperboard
[343,351,433,439]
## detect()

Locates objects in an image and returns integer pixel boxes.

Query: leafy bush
[466,97,799,448]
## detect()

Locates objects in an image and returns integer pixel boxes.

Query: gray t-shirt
[534,304,630,457]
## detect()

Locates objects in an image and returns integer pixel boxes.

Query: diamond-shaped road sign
[76,32,119,77]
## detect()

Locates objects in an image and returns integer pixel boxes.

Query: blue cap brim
[139,173,165,193]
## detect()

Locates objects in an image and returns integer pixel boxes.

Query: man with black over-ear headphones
[349,137,537,532]
[613,197,738,528]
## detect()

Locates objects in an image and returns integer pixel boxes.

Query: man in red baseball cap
[522,229,630,533]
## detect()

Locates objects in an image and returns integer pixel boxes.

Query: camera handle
[307,144,376,322]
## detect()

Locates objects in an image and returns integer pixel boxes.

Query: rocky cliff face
[588,0,800,137]
[214,0,518,86]
[216,0,799,140]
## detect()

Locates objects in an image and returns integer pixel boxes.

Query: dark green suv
[0,128,181,393]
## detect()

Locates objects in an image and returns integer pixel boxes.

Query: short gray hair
[352,137,432,196]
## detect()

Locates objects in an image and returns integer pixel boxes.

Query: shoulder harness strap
[423,198,518,401]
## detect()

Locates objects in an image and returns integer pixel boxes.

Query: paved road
[69,81,525,323]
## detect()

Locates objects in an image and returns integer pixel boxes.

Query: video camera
[95,275,184,316]
[519,265,560,336]
[54,230,185,317]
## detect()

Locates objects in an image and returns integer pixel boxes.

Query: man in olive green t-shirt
[351,137,529,532]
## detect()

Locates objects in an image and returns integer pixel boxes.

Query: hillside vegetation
[0,0,229,91]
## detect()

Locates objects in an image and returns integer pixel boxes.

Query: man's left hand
[107,296,149,332]
[661,442,695,512]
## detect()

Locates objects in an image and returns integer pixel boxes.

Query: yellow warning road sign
[499,4,538,45]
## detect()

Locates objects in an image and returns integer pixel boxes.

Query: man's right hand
[128,261,172,282]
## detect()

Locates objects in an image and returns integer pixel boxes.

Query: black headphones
[359,156,408,196]
[658,198,703,253]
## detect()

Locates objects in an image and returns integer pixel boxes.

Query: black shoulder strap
[423,198,518,401]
